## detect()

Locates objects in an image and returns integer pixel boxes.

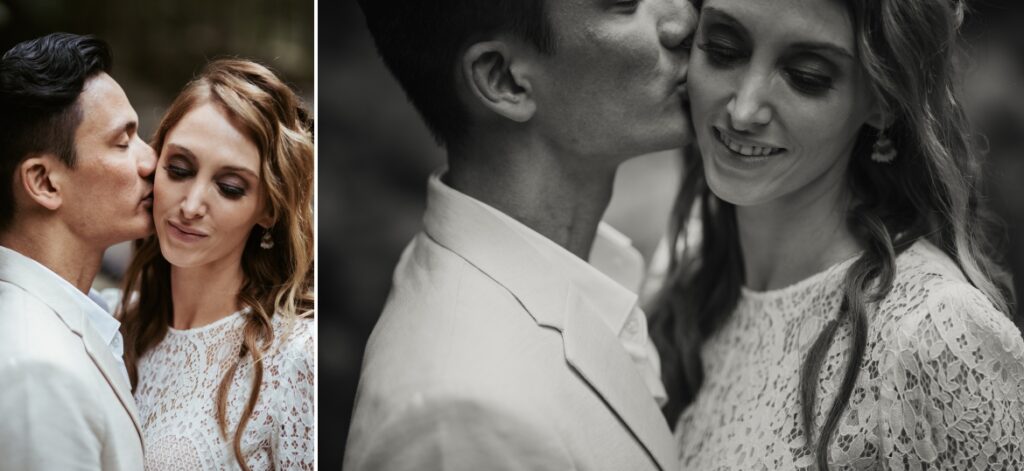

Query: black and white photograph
[324,0,1024,470]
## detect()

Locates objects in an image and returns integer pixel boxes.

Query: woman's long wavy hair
[120,59,314,471]
[651,0,1013,467]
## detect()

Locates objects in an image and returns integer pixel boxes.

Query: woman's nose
[727,73,773,131]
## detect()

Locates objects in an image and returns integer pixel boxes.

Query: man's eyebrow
[107,118,138,139]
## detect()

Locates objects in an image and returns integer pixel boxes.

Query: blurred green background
[0,0,313,139]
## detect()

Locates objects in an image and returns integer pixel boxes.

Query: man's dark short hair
[0,33,112,232]
[356,0,554,148]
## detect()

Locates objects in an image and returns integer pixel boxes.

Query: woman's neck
[170,257,246,330]
[736,163,863,292]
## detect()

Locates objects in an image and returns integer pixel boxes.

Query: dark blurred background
[0,0,313,286]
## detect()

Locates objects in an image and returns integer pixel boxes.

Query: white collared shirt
[458,178,668,406]
[0,246,130,386]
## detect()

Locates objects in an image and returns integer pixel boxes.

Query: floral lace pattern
[134,311,315,470]
[676,241,1024,470]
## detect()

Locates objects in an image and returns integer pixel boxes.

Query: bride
[118,59,315,470]
[651,0,1024,468]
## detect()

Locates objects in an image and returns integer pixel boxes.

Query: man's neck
[448,139,619,260]
[0,221,104,293]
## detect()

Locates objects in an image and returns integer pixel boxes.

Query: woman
[651,0,1024,468]
[119,59,315,470]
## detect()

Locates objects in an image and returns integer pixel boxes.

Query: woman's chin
[157,242,199,269]
[705,170,770,207]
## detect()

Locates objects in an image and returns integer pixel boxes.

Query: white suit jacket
[344,174,677,471]
[0,248,144,470]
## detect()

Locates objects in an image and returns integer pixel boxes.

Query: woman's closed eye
[612,0,640,13]
[697,31,748,67]
[783,58,837,96]
[164,164,193,179]
[217,181,246,199]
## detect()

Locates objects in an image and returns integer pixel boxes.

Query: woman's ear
[256,204,275,230]
[18,154,65,211]
[866,95,891,130]
[461,40,537,123]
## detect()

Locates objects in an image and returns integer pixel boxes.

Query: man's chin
[636,127,693,155]
[124,219,156,242]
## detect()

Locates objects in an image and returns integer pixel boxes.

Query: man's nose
[658,0,698,51]
[137,138,157,179]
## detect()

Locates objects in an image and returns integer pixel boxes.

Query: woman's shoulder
[268,314,314,366]
[262,314,314,383]
[877,240,1023,362]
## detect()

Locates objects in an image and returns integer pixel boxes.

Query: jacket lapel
[562,289,677,471]
[79,320,145,442]
[0,248,144,444]
[423,172,677,470]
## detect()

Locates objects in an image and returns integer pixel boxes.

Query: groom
[0,33,155,470]
[346,1,697,470]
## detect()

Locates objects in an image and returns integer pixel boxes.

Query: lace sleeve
[877,284,1024,469]
[271,319,315,470]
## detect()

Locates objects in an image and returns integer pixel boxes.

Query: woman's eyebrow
[787,41,854,61]
[701,7,750,36]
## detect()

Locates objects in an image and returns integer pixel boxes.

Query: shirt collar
[426,171,667,405]
[0,245,122,349]
[471,197,643,336]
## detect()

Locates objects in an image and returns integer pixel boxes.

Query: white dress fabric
[676,241,1024,470]
[134,310,315,470]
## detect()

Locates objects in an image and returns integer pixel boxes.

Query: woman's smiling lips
[713,126,786,158]
[166,220,208,243]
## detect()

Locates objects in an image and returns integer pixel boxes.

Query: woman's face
[689,0,878,207]
[153,102,270,269]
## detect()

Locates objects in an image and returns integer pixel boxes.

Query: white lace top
[134,310,315,470]
[676,241,1024,469]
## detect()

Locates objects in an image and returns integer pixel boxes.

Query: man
[0,33,156,470]
[345,1,697,470]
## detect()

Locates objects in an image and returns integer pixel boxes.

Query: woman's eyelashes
[163,159,248,199]
[164,162,193,179]
[612,0,640,13]
[697,25,749,66]
[697,26,838,96]
[784,64,835,95]
[217,181,246,199]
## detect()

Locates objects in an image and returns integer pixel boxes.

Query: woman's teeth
[718,130,783,157]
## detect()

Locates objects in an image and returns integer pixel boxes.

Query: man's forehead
[77,72,138,136]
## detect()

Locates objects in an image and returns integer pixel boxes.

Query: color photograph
[0,1,314,469]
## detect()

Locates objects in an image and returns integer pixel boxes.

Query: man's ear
[17,155,65,211]
[462,40,537,123]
